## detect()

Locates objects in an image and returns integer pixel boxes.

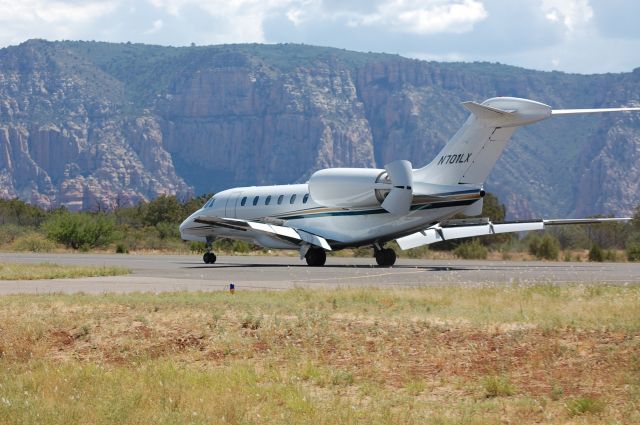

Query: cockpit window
[204,197,216,208]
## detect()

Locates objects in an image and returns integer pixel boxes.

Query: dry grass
[0,285,638,424]
[0,262,130,280]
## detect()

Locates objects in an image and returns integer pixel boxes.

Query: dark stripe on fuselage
[279,199,476,220]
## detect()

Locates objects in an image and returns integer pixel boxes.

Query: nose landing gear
[203,238,216,264]
[203,252,217,264]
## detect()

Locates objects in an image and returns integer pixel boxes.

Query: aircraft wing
[396,218,631,250]
[192,216,332,251]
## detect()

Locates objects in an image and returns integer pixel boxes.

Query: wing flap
[193,215,332,250]
[396,218,630,250]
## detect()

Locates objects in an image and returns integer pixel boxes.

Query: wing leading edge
[193,215,332,251]
[396,218,631,250]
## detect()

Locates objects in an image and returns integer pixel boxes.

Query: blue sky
[1,0,639,74]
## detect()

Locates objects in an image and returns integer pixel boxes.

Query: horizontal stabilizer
[194,216,332,251]
[552,107,640,115]
[396,217,631,250]
[462,101,516,119]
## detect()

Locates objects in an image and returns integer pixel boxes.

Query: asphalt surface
[1,252,639,294]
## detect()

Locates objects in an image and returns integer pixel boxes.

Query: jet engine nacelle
[309,160,415,214]
[308,168,387,208]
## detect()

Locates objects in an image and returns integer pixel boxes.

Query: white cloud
[376,0,488,35]
[0,0,118,44]
[146,19,164,34]
[147,0,297,42]
[338,0,488,35]
[541,0,593,33]
[0,1,118,24]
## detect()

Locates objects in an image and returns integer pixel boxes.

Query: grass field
[0,285,638,424]
[0,262,130,280]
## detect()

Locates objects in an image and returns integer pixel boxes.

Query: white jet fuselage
[180,183,481,249]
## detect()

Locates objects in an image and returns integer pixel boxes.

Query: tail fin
[414,97,552,185]
[414,97,640,186]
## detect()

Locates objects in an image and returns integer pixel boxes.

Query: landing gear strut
[305,247,327,267]
[203,238,216,264]
[374,246,396,267]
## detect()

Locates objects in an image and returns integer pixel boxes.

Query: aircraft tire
[203,252,217,264]
[305,248,326,266]
[375,248,396,267]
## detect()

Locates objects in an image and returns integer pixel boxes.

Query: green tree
[143,195,184,227]
[0,198,47,226]
[481,192,506,222]
[181,193,213,219]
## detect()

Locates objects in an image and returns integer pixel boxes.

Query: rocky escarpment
[0,40,192,210]
[1,40,639,218]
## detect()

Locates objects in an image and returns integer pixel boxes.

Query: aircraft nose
[179,215,194,234]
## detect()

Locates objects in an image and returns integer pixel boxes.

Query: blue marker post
[229,283,235,294]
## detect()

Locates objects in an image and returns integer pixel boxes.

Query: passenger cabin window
[241,197,247,206]
[290,194,297,204]
[303,194,309,204]
[277,195,284,205]
[253,196,259,206]
[265,195,272,205]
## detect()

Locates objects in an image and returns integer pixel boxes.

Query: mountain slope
[0,40,639,218]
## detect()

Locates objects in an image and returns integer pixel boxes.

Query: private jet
[180,97,639,266]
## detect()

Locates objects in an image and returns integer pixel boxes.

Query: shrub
[0,224,30,245]
[352,247,371,258]
[566,396,605,416]
[482,375,515,398]
[453,239,488,260]
[115,243,129,254]
[11,233,56,252]
[155,221,180,240]
[233,240,251,254]
[588,244,604,262]
[43,211,115,249]
[189,241,206,253]
[405,245,430,259]
[529,233,560,260]
[626,242,640,262]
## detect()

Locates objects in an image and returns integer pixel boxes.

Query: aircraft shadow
[182,263,471,272]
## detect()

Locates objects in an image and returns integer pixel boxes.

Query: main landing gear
[203,238,216,264]
[305,247,327,267]
[374,246,396,267]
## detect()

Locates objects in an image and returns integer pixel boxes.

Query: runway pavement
[1,252,640,294]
